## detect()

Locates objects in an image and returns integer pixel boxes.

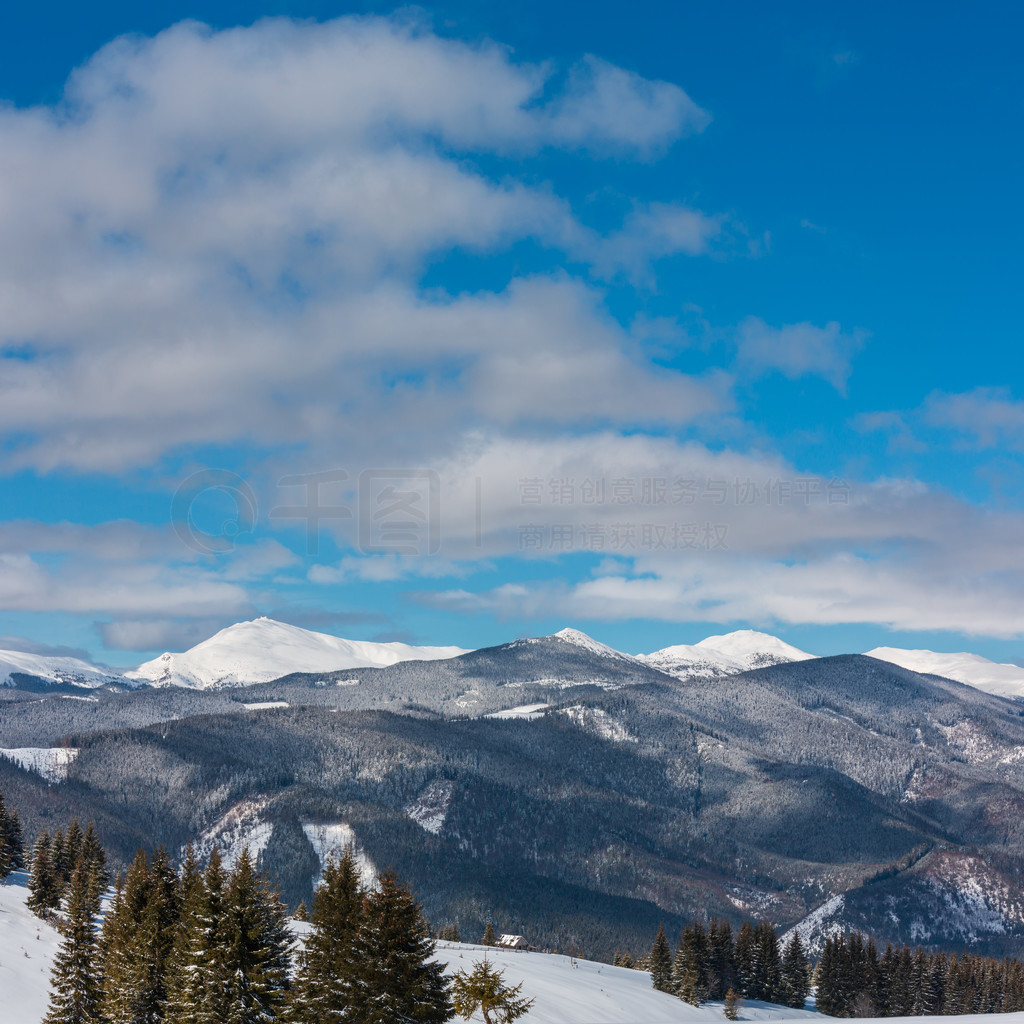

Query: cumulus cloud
[0,16,715,474]
[736,317,867,391]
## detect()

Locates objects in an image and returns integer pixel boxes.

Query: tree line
[639,918,811,1013]
[27,818,108,917]
[0,786,26,877]
[815,930,1024,1017]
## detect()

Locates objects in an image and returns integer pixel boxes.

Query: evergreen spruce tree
[101,847,171,1024]
[481,922,496,946]
[7,806,25,870]
[293,899,308,922]
[164,848,229,1024]
[748,922,781,1002]
[451,957,534,1024]
[0,790,12,878]
[50,827,67,890]
[723,987,741,1021]
[64,819,85,875]
[707,919,736,1000]
[344,870,453,1023]
[43,866,103,1024]
[734,922,756,998]
[28,832,62,917]
[290,847,364,1024]
[673,921,709,1004]
[814,936,841,1017]
[780,932,810,1009]
[220,848,293,1024]
[81,823,109,889]
[649,924,673,994]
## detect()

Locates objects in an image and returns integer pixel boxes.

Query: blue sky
[0,1,1022,665]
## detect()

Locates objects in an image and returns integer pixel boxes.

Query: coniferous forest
[639,919,1024,1017]
[9,787,1024,1021]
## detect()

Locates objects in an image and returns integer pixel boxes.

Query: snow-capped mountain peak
[638,630,816,680]
[864,647,1024,700]
[694,629,816,666]
[126,617,471,690]
[548,628,634,661]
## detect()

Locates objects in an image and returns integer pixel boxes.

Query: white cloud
[736,317,866,391]
[397,430,1024,638]
[0,16,716,474]
[593,202,726,279]
[922,388,1024,450]
[425,550,1024,640]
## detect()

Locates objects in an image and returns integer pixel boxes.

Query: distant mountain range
[1,617,1023,700]
[7,638,1024,958]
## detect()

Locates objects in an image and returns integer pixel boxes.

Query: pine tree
[707,919,736,1000]
[64,819,85,876]
[6,806,25,870]
[28,832,62,917]
[81,823,108,888]
[0,790,12,878]
[780,932,810,1009]
[293,899,308,922]
[345,870,453,1023]
[649,924,673,994]
[734,922,756,998]
[673,921,709,1004]
[754,921,781,1003]
[481,922,496,946]
[164,848,229,1024]
[451,957,534,1024]
[43,866,103,1024]
[220,848,293,1024]
[723,987,741,1021]
[814,935,842,1017]
[102,847,174,1024]
[290,847,364,1024]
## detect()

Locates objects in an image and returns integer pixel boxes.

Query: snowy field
[5,874,1024,1024]
[434,941,824,1023]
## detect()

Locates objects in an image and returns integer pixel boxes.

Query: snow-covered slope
[0,875,62,1024]
[126,617,471,689]
[0,748,79,784]
[2,873,829,1024]
[0,649,120,689]
[865,647,1024,700]
[638,630,816,680]
[433,942,825,1024]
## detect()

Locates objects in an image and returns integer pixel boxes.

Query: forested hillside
[4,653,1024,958]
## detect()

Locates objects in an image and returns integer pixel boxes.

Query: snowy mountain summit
[548,627,637,661]
[864,647,1024,700]
[638,629,816,680]
[0,648,121,689]
[126,617,470,690]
